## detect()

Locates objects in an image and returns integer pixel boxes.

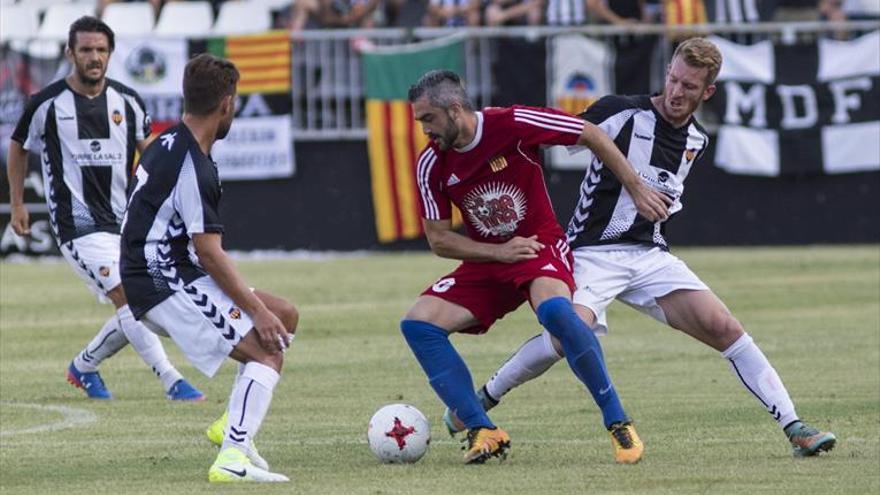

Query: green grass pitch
[1,246,878,494]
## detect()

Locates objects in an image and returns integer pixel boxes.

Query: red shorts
[421,238,574,334]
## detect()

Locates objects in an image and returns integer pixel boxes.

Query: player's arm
[6,140,31,236]
[193,233,289,353]
[136,136,155,154]
[577,122,671,221]
[424,218,544,264]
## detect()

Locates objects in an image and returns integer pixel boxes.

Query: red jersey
[416,105,584,243]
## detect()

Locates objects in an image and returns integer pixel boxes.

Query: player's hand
[10,204,31,237]
[628,182,672,222]
[495,235,544,263]
[252,307,289,354]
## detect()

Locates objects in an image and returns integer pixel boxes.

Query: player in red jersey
[399,70,670,464]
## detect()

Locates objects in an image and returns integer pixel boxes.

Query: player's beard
[662,91,700,123]
[216,118,232,140]
[431,119,460,151]
[76,61,105,87]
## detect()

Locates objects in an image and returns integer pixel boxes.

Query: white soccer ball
[367,403,431,463]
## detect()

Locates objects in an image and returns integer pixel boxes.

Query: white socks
[116,304,182,391]
[222,362,280,455]
[73,316,128,372]
[485,331,563,401]
[722,333,798,428]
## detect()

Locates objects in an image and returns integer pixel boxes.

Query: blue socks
[400,320,494,430]
[536,297,627,428]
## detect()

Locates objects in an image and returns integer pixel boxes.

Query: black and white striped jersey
[11,79,150,243]
[566,95,709,249]
[120,124,224,319]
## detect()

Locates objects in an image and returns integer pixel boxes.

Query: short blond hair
[672,38,723,86]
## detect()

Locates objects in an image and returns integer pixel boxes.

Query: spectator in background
[545,0,588,25]
[587,0,643,24]
[282,0,381,28]
[587,0,658,95]
[485,0,544,26]
[423,0,481,27]
[773,0,820,20]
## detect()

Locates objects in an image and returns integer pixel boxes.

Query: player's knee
[708,310,743,343]
[255,351,284,373]
[277,302,299,334]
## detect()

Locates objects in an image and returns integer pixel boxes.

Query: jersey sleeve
[415,146,452,221]
[511,105,584,148]
[11,95,45,151]
[578,95,639,140]
[130,93,151,141]
[173,153,224,236]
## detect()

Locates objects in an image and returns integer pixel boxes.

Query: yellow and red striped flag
[204,31,290,94]
[362,37,464,243]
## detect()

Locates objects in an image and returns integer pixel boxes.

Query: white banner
[107,37,187,96]
[547,34,613,170]
[212,115,295,180]
[709,31,880,176]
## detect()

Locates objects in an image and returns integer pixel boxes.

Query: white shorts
[141,275,254,377]
[571,244,709,335]
[58,232,122,303]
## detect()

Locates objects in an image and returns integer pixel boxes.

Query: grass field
[1,246,878,494]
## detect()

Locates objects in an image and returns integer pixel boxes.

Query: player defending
[6,16,202,401]
[401,70,671,464]
[446,38,837,458]
[120,54,298,482]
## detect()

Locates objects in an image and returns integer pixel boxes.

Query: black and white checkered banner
[708,31,879,176]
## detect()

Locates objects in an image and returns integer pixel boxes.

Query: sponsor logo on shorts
[228,307,242,319]
[99,266,111,277]
[432,278,456,293]
[540,263,557,272]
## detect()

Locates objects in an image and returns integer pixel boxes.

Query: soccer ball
[367,403,431,463]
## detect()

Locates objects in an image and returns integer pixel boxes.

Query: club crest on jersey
[112,110,123,126]
[462,182,527,238]
[488,156,508,173]
[685,148,697,162]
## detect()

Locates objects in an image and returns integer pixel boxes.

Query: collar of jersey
[454,111,483,153]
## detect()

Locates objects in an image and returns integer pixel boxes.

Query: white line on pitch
[0,401,97,437]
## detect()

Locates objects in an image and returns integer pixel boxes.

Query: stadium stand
[213,1,273,34]
[102,2,155,36]
[30,2,94,57]
[0,4,40,44]
[154,1,214,36]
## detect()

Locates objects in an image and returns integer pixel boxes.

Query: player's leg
[67,315,127,399]
[471,247,629,417]
[401,292,510,463]
[206,290,298,470]
[106,284,204,400]
[529,276,641,460]
[658,288,836,456]
[60,233,203,400]
[143,278,292,481]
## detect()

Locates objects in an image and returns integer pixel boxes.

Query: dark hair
[68,16,115,52]
[183,54,240,116]
[407,69,474,111]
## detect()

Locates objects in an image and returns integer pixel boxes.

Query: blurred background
[1,0,878,256]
